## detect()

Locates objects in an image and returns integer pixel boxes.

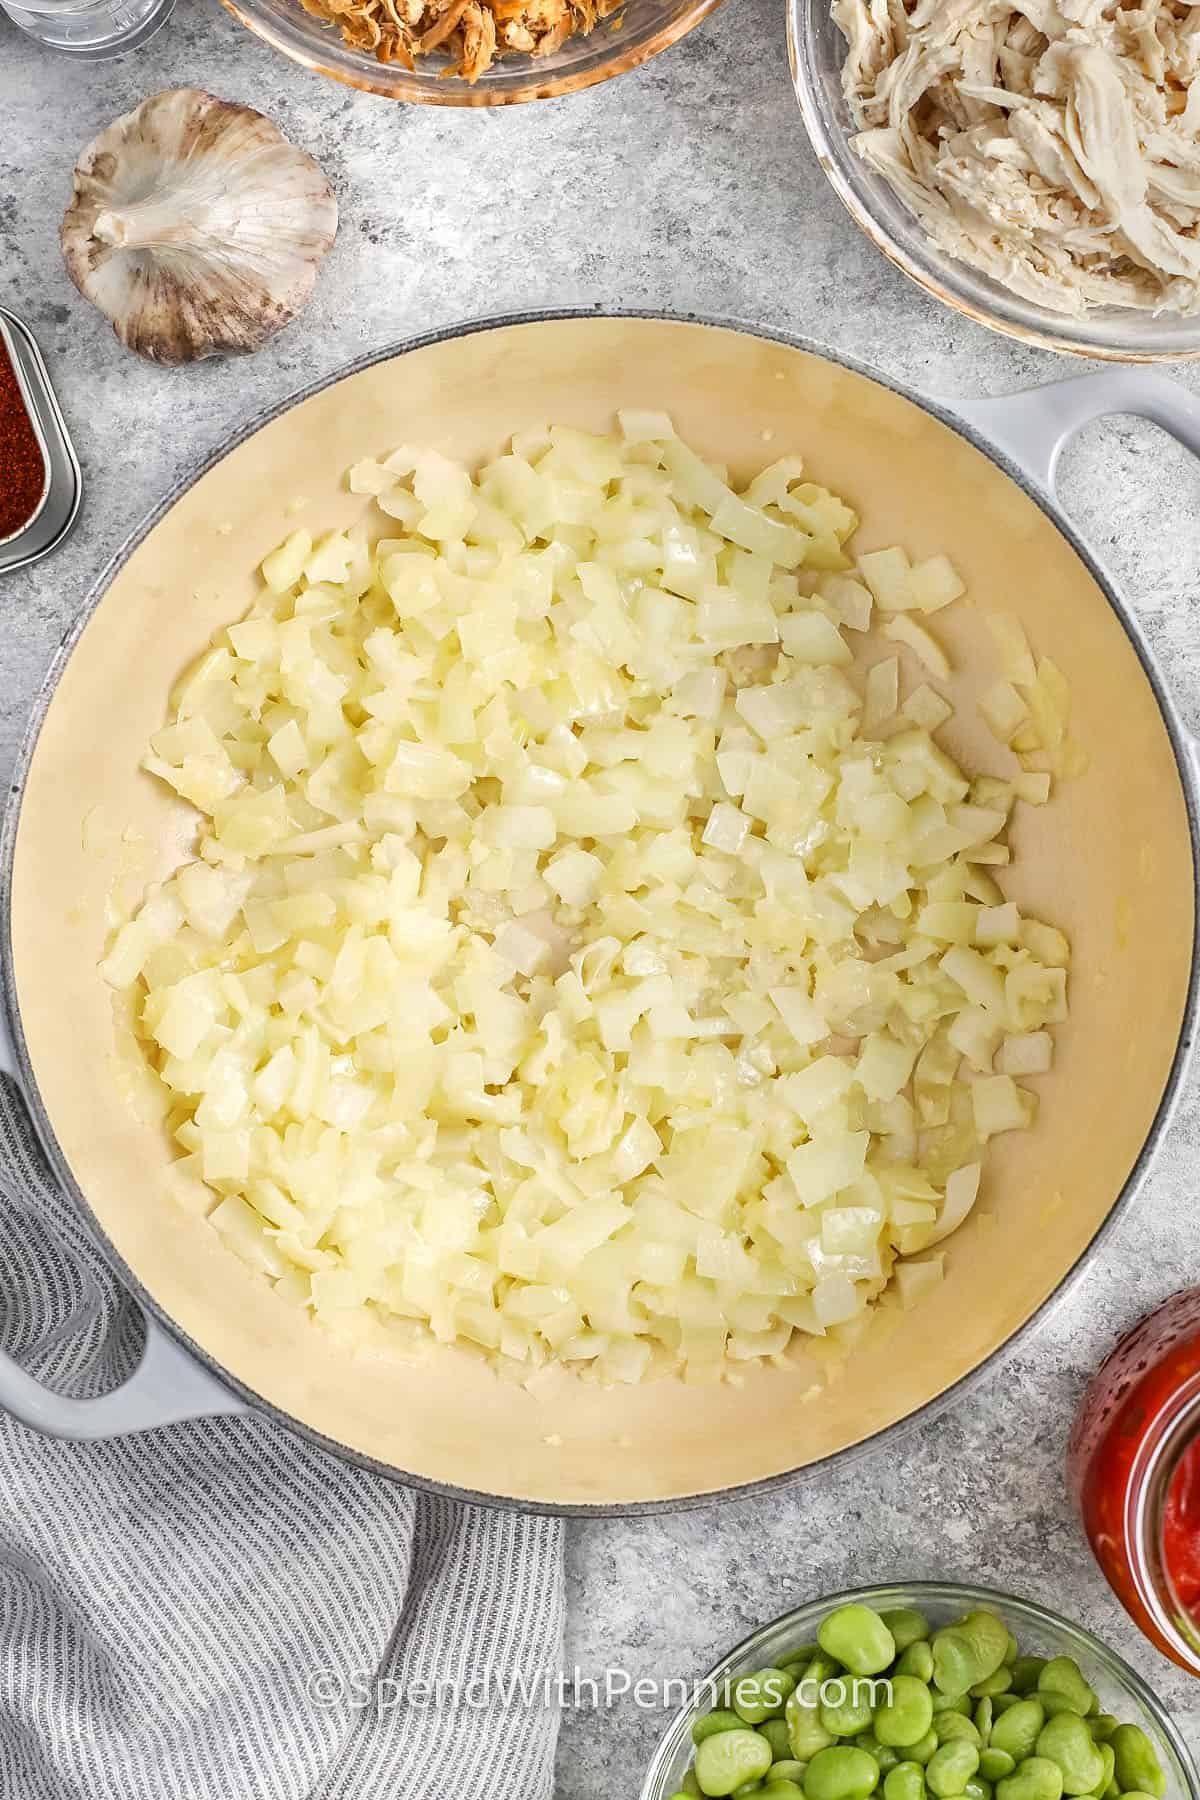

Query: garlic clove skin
[61,89,338,366]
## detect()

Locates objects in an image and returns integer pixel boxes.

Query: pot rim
[3,306,1197,1515]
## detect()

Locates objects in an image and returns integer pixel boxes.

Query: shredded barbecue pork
[300,0,622,81]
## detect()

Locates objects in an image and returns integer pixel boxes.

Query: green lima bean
[882,1611,933,1654]
[821,1688,875,1738]
[805,1746,883,1800]
[996,1758,1065,1800]
[1035,1714,1106,1796]
[980,1753,1017,1783]
[885,1762,928,1800]
[1109,1726,1166,1800]
[990,1701,1047,1763]
[786,1690,835,1762]
[932,1615,1011,1697]
[935,1715,982,1748]
[759,1721,791,1762]
[694,1729,774,1798]
[819,1607,898,1679]
[1037,1663,1095,1719]
[695,1712,748,1744]
[897,1644,936,1684]
[734,1670,796,1725]
[876,1677,936,1749]
[927,1741,981,1797]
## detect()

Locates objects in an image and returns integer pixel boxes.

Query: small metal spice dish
[0,307,82,577]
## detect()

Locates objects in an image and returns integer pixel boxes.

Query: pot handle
[955,370,1200,494]
[0,1316,249,1441]
[0,1010,249,1440]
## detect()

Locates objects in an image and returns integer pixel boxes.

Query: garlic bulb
[61,89,338,366]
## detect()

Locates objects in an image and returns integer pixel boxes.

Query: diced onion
[105,414,1070,1387]
[979,680,1028,744]
[972,1074,1035,1137]
[884,614,951,681]
[895,1255,945,1308]
[821,573,873,631]
[901,684,952,731]
[998,1031,1053,1076]
[928,1162,980,1245]
[780,612,854,666]
[909,555,965,613]
[863,657,899,732]
[986,613,1037,687]
[858,546,915,611]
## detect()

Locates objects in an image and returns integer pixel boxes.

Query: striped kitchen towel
[0,1077,564,1800]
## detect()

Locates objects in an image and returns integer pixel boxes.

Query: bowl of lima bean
[640,1583,1199,1800]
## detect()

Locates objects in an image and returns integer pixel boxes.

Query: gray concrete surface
[1,0,1199,1791]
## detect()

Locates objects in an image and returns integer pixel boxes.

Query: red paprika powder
[0,333,48,542]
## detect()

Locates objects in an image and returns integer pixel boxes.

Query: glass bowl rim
[215,0,725,105]
[639,1579,1200,1800]
[784,0,1200,363]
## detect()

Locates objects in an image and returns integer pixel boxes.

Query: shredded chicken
[834,0,1200,315]
[299,0,622,80]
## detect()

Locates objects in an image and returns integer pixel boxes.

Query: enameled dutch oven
[1,313,1197,1512]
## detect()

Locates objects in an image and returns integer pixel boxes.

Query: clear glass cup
[1,0,173,56]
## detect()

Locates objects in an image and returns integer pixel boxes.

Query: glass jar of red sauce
[1069,1286,1200,1675]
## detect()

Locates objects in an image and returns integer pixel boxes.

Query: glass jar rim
[1131,1369,1200,1674]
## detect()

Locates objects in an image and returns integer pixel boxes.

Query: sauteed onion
[102,416,1070,1386]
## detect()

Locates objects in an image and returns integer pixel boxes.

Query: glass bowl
[786,0,1200,361]
[639,1581,1200,1800]
[216,0,723,104]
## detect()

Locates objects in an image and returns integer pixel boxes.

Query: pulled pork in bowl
[218,0,723,101]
